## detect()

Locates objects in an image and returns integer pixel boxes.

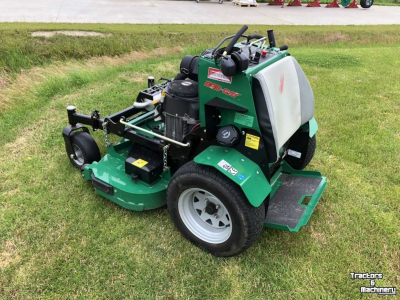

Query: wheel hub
[71,143,84,166]
[205,202,218,215]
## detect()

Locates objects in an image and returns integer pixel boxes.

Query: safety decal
[234,112,254,127]
[218,159,232,171]
[245,134,260,150]
[208,67,232,84]
[132,159,148,168]
[218,160,238,177]
[288,149,301,159]
[228,167,238,176]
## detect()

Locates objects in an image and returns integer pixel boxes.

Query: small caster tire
[67,131,101,170]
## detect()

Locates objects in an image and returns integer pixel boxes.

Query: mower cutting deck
[63,26,327,257]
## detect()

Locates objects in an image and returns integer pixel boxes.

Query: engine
[136,55,200,143]
[161,55,200,142]
[163,79,199,142]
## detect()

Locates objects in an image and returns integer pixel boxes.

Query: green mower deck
[82,140,170,211]
[83,142,326,231]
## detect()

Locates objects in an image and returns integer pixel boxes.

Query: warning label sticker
[208,67,232,84]
[234,113,254,127]
[218,160,239,177]
[218,159,231,171]
[132,159,148,168]
[228,167,238,176]
[245,134,260,150]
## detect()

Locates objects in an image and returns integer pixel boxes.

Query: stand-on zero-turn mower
[63,26,327,257]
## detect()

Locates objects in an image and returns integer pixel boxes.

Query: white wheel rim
[178,188,232,244]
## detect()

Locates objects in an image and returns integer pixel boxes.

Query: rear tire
[167,161,265,257]
[67,132,101,170]
[299,135,316,170]
[284,134,316,170]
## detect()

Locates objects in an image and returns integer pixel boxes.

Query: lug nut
[70,154,75,159]
[215,204,220,209]
[205,198,209,204]
[214,214,219,219]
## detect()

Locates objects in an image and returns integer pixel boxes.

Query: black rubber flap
[265,174,322,229]
[167,80,198,98]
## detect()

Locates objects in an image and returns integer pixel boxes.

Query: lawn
[0,24,399,299]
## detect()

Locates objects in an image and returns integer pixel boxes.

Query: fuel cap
[216,125,240,147]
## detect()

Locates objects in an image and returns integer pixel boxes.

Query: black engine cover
[164,80,199,120]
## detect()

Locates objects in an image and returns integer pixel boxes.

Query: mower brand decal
[132,159,148,168]
[207,67,232,84]
[288,149,301,159]
[234,112,254,127]
[204,81,240,98]
[218,159,231,171]
[245,134,260,150]
[279,74,285,94]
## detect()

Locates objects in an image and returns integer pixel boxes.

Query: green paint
[300,117,318,137]
[129,110,154,125]
[234,112,254,127]
[83,139,168,211]
[194,146,271,208]
[263,162,328,232]
[198,57,261,134]
[341,0,351,6]
[308,117,318,137]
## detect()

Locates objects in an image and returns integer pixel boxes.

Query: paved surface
[1,0,400,25]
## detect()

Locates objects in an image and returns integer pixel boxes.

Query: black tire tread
[299,135,316,170]
[69,132,101,169]
[167,161,265,257]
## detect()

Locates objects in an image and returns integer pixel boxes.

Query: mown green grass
[0,24,399,299]
[1,23,400,77]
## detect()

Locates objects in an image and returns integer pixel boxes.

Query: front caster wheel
[167,161,265,257]
[67,131,101,170]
